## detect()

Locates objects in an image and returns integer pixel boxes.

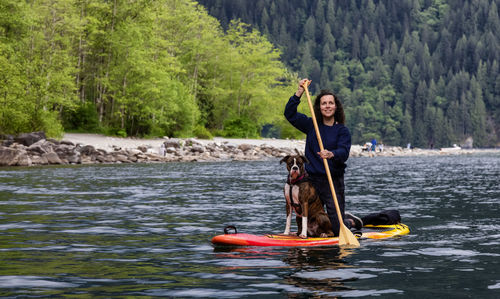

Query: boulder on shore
[14,132,46,146]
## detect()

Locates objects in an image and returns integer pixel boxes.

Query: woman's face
[320,95,336,118]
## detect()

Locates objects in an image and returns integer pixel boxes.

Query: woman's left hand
[317,150,334,159]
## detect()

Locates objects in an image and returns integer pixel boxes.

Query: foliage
[62,102,100,132]
[222,117,260,138]
[193,125,213,139]
[0,0,292,139]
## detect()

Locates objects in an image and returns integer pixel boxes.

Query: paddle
[302,80,360,247]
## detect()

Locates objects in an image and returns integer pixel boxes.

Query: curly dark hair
[313,90,345,124]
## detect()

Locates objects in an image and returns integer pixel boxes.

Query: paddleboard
[211,223,410,247]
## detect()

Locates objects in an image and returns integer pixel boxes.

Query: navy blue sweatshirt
[284,94,351,177]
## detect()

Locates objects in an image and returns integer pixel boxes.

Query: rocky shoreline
[0,132,498,167]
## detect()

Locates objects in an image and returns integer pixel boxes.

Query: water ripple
[0,276,77,288]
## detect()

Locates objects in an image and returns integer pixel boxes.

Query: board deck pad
[211,224,410,247]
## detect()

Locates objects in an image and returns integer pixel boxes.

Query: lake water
[0,154,499,298]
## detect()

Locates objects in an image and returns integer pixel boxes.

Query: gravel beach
[63,133,306,152]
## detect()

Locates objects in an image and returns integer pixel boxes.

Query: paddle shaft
[302,81,360,247]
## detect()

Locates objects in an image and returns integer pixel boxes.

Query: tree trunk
[76,2,85,103]
[98,0,117,124]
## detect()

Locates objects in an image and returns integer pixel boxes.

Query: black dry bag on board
[361,210,401,225]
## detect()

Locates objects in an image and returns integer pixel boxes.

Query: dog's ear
[302,155,310,164]
[280,155,290,164]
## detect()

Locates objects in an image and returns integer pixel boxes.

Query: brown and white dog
[280,153,334,238]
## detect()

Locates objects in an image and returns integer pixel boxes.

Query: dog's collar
[287,172,308,185]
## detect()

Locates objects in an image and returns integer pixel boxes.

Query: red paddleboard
[211,224,410,247]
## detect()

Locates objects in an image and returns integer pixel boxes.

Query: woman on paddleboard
[284,78,360,236]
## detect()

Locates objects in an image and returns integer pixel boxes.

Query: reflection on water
[283,247,356,296]
[211,246,358,297]
[0,154,499,297]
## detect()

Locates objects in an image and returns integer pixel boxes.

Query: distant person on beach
[159,143,166,156]
[284,78,361,236]
[371,138,377,152]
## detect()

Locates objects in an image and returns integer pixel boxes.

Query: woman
[284,78,360,236]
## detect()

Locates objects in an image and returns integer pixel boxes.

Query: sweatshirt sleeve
[331,125,351,162]
[284,95,312,134]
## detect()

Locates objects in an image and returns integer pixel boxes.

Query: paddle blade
[338,224,360,247]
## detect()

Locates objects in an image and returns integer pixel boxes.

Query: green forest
[0,0,294,140]
[199,0,500,148]
[1,0,499,148]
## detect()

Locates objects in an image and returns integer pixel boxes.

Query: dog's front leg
[283,184,292,235]
[284,205,292,235]
[299,216,308,238]
[299,200,308,238]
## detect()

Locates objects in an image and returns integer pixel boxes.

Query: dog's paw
[299,234,307,239]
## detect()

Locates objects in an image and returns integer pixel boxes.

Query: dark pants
[309,174,345,237]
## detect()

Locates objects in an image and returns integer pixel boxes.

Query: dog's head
[280,154,309,180]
